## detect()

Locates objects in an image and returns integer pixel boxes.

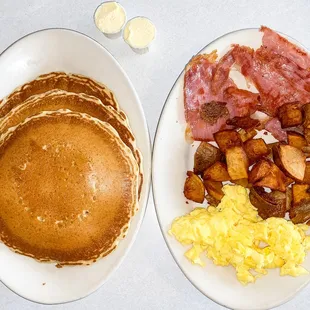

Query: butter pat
[123,17,156,50]
[95,2,126,35]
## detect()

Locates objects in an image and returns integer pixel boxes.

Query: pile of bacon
[184,26,310,142]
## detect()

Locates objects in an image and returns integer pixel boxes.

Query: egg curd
[169,185,310,285]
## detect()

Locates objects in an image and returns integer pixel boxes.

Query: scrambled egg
[169,185,310,285]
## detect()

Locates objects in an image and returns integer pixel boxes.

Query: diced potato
[265,143,279,161]
[203,161,230,182]
[292,184,310,206]
[303,103,310,129]
[183,171,205,203]
[266,142,278,154]
[232,178,249,187]
[254,162,288,192]
[290,200,310,224]
[302,146,310,154]
[238,128,257,142]
[249,160,271,184]
[286,187,293,211]
[273,144,306,181]
[244,138,269,164]
[285,176,294,187]
[203,180,224,201]
[287,131,307,149]
[214,130,242,153]
[278,102,303,128]
[249,187,286,219]
[304,128,310,144]
[205,194,220,207]
[226,146,249,180]
[302,162,310,185]
[194,142,221,175]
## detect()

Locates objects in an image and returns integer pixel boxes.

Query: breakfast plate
[0,29,151,304]
[152,28,310,310]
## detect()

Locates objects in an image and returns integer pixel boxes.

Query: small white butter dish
[94,1,127,39]
[123,17,156,53]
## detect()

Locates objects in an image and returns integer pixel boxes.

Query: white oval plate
[0,29,151,304]
[153,28,310,310]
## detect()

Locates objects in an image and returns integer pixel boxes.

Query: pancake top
[0,90,134,149]
[0,72,120,117]
[0,90,143,202]
[0,110,139,264]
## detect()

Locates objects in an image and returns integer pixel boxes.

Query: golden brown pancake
[0,110,139,264]
[0,90,143,200]
[0,72,123,118]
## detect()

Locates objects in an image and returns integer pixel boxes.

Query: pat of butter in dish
[123,17,156,49]
[95,2,126,34]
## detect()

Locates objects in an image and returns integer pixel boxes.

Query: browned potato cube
[232,178,249,187]
[214,130,242,153]
[249,187,286,219]
[203,180,224,201]
[273,144,306,181]
[290,199,310,224]
[302,146,310,154]
[286,187,293,211]
[304,128,310,144]
[205,194,220,206]
[278,102,303,128]
[249,160,272,184]
[287,131,307,149]
[254,163,287,192]
[194,142,221,175]
[226,146,249,180]
[292,184,310,206]
[238,128,257,143]
[183,171,205,203]
[303,103,310,129]
[203,162,230,182]
[285,176,294,187]
[244,139,269,163]
[302,162,310,185]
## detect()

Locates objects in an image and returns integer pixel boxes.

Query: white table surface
[0,0,310,309]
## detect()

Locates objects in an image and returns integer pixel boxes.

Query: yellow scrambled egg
[169,185,310,285]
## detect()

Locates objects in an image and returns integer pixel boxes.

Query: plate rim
[152,27,310,310]
[0,27,152,305]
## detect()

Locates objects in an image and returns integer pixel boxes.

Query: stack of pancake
[0,72,142,265]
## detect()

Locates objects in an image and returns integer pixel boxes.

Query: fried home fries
[184,100,310,223]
